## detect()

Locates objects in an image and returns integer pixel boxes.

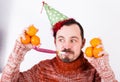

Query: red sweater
[17,53,101,82]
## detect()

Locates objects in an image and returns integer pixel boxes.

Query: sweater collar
[54,51,86,72]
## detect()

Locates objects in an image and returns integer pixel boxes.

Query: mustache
[62,49,74,54]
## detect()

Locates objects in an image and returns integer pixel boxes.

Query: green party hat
[43,2,68,26]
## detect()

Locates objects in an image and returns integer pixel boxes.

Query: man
[1,2,117,82]
[1,18,101,82]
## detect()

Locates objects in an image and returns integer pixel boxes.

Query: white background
[0,0,120,81]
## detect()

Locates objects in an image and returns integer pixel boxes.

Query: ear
[81,38,86,48]
[54,38,56,45]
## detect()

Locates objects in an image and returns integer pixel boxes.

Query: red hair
[52,18,84,39]
[52,18,74,37]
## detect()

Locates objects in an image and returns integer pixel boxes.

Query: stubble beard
[62,57,71,63]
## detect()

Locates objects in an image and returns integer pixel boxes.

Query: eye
[70,39,77,43]
[58,38,64,43]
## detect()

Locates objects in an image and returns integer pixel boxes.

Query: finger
[17,34,26,43]
[84,54,95,61]
[24,27,28,33]
[98,50,108,57]
[17,29,27,42]
[26,44,33,50]
[36,28,39,32]
[96,44,104,48]
[17,37,21,43]
[87,57,95,62]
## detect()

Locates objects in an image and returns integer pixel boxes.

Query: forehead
[56,24,81,38]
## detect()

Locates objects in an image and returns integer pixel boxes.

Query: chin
[61,57,74,63]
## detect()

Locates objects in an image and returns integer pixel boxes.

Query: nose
[63,41,72,49]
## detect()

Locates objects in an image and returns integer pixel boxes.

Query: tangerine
[90,38,102,47]
[85,46,93,57]
[93,47,103,58]
[31,35,40,46]
[26,25,38,36]
[21,34,31,44]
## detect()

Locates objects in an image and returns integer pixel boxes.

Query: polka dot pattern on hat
[44,3,68,26]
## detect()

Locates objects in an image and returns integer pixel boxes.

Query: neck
[54,51,86,72]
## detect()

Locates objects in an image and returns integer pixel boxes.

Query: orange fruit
[90,38,102,47]
[21,34,31,44]
[31,35,40,46]
[85,46,93,57]
[93,47,103,58]
[26,25,38,36]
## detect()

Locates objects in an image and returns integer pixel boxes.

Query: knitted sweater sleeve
[1,41,32,82]
[89,54,118,82]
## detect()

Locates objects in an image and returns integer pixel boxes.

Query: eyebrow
[57,36,64,39]
[71,36,79,40]
[57,36,79,40]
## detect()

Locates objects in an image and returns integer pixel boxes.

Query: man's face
[55,24,85,63]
